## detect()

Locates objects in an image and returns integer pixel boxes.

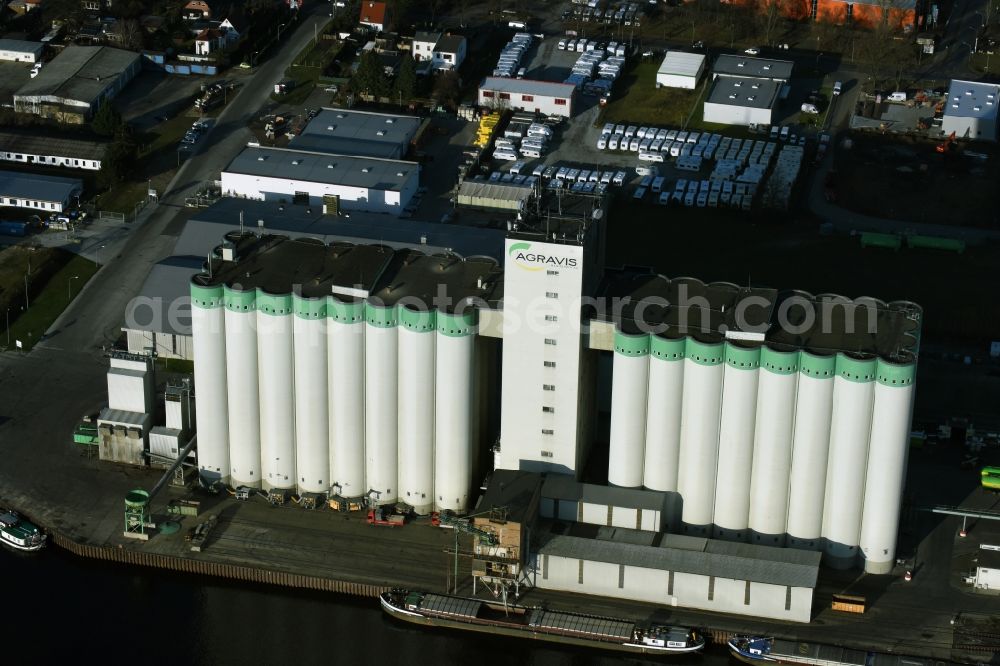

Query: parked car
[744,46,760,55]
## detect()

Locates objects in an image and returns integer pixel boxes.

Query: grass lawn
[2,251,99,352]
[95,181,148,216]
[600,60,703,128]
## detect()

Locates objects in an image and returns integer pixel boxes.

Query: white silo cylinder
[435,311,477,514]
[328,299,366,498]
[821,354,877,569]
[365,302,398,505]
[676,337,725,536]
[608,329,650,488]
[644,336,685,531]
[398,307,436,514]
[860,358,917,574]
[224,286,261,488]
[712,343,760,541]
[293,295,328,495]
[257,291,296,491]
[191,282,229,485]
[786,352,836,550]
[748,347,799,546]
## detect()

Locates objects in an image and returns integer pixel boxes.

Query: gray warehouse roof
[713,55,793,81]
[0,169,82,202]
[0,130,108,161]
[657,51,706,78]
[0,39,43,56]
[536,532,820,588]
[706,76,781,110]
[224,145,418,191]
[943,79,1000,120]
[288,108,420,159]
[456,180,532,209]
[480,77,576,98]
[14,46,140,106]
[541,475,667,512]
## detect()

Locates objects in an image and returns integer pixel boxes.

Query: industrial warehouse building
[220,145,419,214]
[455,180,533,212]
[0,130,107,170]
[0,39,43,63]
[655,51,705,90]
[0,169,82,211]
[712,55,793,82]
[941,79,1000,142]
[13,45,141,123]
[183,186,920,576]
[288,109,421,159]
[703,76,782,126]
[478,78,576,118]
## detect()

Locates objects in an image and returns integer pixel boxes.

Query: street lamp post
[68,275,79,302]
[5,307,9,347]
[23,274,29,310]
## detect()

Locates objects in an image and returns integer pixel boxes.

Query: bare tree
[113,19,144,51]
[756,0,785,47]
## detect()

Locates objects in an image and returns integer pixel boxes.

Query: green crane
[437,510,499,594]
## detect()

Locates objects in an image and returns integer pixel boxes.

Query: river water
[7,546,732,665]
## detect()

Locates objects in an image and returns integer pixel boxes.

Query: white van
[520,148,542,158]
[833,81,842,96]
[635,165,657,177]
[888,91,907,102]
[638,151,664,163]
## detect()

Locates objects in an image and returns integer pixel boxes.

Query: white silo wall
[608,330,650,488]
[257,293,296,491]
[748,348,800,546]
[435,311,477,514]
[712,344,760,541]
[328,300,366,498]
[224,287,261,488]
[786,352,836,550]
[643,336,685,498]
[676,338,725,535]
[821,354,877,569]
[191,283,229,484]
[365,303,399,505]
[860,358,917,574]
[293,296,328,495]
[397,308,436,514]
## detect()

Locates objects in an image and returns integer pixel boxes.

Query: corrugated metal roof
[480,77,576,98]
[0,39,43,55]
[0,169,82,203]
[224,146,417,190]
[529,609,633,641]
[97,408,148,427]
[657,51,706,78]
[537,533,820,588]
[0,130,107,161]
[541,474,667,512]
[14,45,140,106]
[420,594,481,619]
[456,180,532,205]
[713,55,793,81]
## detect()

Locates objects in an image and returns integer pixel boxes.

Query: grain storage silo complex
[184,188,920,574]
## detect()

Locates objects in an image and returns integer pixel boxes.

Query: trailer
[367,507,406,526]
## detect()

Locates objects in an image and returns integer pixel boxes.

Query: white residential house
[411,31,440,63]
[432,34,466,71]
[219,16,246,47]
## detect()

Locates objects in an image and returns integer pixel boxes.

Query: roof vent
[362,167,370,173]
[974,106,982,111]
[952,103,959,108]
[396,171,405,177]
[327,163,335,168]
[327,125,335,131]
[734,81,742,87]
[385,118,394,124]
[376,130,386,136]
[729,94,737,99]
[292,159,300,165]
[747,95,756,102]
[337,113,346,118]
[737,61,745,67]
[257,156,266,161]
[762,65,770,70]
[966,90,973,95]
[751,83,759,89]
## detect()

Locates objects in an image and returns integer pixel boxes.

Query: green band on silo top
[365,302,397,328]
[224,286,256,312]
[399,306,436,332]
[293,294,326,319]
[799,351,836,378]
[256,291,293,316]
[760,346,799,375]
[725,343,760,370]
[650,335,685,361]
[191,283,223,309]
[327,298,365,324]
[614,329,650,356]
[876,358,916,387]
[438,310,477,337]
[836,353,877,382]
[685,337,723,366]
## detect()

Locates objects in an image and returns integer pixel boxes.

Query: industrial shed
[455,180,533,212]
[0,130,107,170]
[656,51,705,90]
[13,45,141,123]
[0,169,82,212]
[0,39,43,63]
[478,78,576,118]
[941,79,1000,142]
[288,109,421,159]
[712,55,793,82]
[539,475,668,532]
[220,145,419,214]
[533,529,820,622]
[703,76,781,126]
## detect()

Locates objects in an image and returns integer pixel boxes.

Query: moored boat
[0,509,46,552]
[728,636,941,666]
[380,588,704,656]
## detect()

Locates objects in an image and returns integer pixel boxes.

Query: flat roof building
[713,55,793,82]
[0,39,43,63]
[220,145,420,214]
[14,45,141,123]
[703,76,782,126]
[288,108,421,159]
[478,77,577,118]
[942,79,1000,142]
[0,130,108,171]
[0,169,82,212]
[656,51,706,90]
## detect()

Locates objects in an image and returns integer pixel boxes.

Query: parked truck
[0,221,27,237]
[367,507,406,526]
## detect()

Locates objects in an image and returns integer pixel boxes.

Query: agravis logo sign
[508,242,579,271]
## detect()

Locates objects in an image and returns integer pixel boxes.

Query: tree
[433,70,461,110]
[91,102,122,137]
[394,53,417,105]
[756,0,785,47]
[98,128,138,189]
[113,19,144,51]
[352,50,391,99]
